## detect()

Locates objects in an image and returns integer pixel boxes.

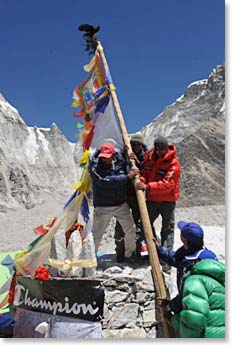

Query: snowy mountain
[141,65,224,147]
[0,94,79,212]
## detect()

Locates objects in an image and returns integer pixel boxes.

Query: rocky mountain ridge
[141,65,224,146]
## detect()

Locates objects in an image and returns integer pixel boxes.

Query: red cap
[99,143,115,158]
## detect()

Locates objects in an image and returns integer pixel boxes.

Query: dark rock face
[176,118,224,206]
[141,65,225,207]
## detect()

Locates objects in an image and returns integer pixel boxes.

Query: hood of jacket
[186,259,225,285]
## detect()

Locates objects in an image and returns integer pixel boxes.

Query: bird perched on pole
[78,24,100,55]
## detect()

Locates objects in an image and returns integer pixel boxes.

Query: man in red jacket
[136,136,181,270]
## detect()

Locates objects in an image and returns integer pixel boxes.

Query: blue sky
[0,0,225,142]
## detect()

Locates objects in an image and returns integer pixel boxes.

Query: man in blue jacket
[89,143,138,260]
[156,221,217,313]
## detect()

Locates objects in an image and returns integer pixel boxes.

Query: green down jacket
[171,259,225,338]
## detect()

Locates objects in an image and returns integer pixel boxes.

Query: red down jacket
[140,144,181,202]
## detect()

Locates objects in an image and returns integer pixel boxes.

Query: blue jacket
[157,245,196,313]
[89,150,130,207]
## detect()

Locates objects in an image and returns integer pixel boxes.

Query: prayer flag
[72,52,123,151]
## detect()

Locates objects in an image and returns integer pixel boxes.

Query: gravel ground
[0,200,225,261]
[98,204,225,258]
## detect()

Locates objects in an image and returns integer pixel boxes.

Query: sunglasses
[154,146,167,151]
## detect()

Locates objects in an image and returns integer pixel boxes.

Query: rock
[116,282,131,292]
[105,290,128,304]
[122,267,133,275]
[110,303,139,329]
[143,309,157,327]
[103,280,117,287]
[134,291,148,304]
[104,266,123,274]
[147,327,157,338]
[144,300,155,310]
[102,328,146,338]
[138,272,155,292]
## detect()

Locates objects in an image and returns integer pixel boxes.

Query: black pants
[114,195,143,258]
[146,200,176,250]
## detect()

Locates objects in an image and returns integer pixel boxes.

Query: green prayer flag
[76,122,84,129]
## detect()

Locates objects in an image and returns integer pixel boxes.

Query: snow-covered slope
[0,94,79,212]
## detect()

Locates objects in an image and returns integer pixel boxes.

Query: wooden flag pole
[97,41,173,338]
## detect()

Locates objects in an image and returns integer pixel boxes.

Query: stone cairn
[96,264,164,339]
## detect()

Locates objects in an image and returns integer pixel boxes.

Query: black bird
[78,24,100,37]
[78,24,100,55]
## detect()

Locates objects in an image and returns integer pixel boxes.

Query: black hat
[154,136,168,150]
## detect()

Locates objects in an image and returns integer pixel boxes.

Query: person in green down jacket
[172,254,225,338]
